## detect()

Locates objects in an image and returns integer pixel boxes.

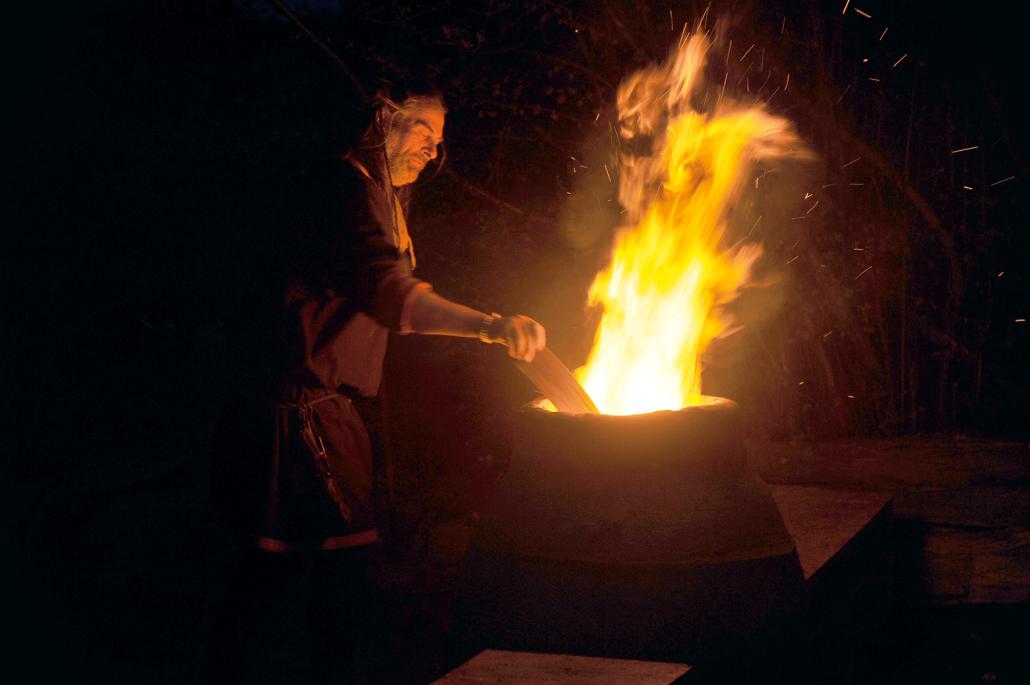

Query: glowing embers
[575,31,807,415]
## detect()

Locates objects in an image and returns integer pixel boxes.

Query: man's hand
[489,314,547,362]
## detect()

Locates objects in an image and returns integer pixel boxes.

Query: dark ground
[857,604,1030,685]
[4,320,1029,684]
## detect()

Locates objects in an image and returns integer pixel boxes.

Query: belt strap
[248,391,346,411]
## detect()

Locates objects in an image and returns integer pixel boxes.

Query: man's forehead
[407,105,445,134]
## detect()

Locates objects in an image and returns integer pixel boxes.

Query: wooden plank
[768,484,892,580]
[915,527,1030,603]
[432,650,691,684]
[748,438,1030,493]
[768,486,895,683]
[894,486,1030,528]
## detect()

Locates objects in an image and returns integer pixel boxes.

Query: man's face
[385,103,445,187]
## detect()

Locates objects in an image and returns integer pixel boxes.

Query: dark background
[3,0,1028,682]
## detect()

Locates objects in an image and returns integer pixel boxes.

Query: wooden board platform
[770,484,895,683]
[751,437,1030,604]
[432,649,690,684]
[768,484,893,581]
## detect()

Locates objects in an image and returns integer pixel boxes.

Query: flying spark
[868,77,880,82]
[740,43,755,61]
[879,27,888,41]
[758,69,772,93]
[892,54,908,68]
[747,216,763,237]
[855,266,872,279]
[806,201,820,214]
[837,84,851,102]
[754,169,777,189]
[854,8,872,18]
[787,255,800,264]
[990,176,1016,187]
[952,145,979,154]
[842,0,851,15]
[962,185,973,190]
[842,156,862,168]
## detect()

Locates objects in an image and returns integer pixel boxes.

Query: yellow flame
[575,32,806,415]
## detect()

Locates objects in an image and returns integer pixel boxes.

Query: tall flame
[575,31,807,415]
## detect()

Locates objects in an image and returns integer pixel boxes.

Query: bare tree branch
[443,167,527,216]
[269,0,368,100]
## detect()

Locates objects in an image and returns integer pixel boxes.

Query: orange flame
[575,31,807,415]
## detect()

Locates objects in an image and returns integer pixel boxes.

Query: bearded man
[204,86,545,684]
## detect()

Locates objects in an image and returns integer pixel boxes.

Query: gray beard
[388,155,421,186]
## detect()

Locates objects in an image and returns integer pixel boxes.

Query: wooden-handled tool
[514,347,599,414]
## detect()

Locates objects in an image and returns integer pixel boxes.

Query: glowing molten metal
[575,31,807,415]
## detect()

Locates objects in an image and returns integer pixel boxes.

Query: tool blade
[514,347,599,414]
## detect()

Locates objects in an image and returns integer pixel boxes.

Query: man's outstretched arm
[407,288,546,362]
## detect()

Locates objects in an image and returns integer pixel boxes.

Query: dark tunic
[212,156,429,549]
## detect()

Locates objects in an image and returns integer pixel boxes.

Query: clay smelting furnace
[454,397,808,677]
